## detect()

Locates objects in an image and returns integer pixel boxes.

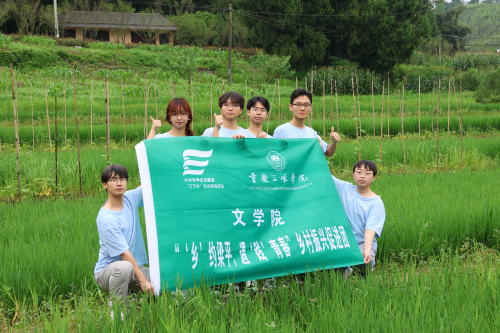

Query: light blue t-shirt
[203,126,256,138]
[273,122,328,153]
[94,187,148,274]
[331,176,385,250]
[154,132,174,139]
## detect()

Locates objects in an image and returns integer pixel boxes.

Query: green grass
[1,170,499,331]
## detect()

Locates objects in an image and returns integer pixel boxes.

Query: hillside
[459,3,500,52]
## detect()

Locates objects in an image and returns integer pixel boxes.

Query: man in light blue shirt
[203,92,255,139]
[273,89,340,156]
[94,164,154,309]
[246,96,273,138]
[332,160,386,278]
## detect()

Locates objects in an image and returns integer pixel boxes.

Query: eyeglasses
[292,103,312,108]
[222,103,240,109]
[171,111,189,117]
[108,178,128,184]
[250,107,267,113]
[355,170,373,176]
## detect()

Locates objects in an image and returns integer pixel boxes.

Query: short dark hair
[352,160,377,176]
[219,92,245,109]
[101,164,129,183]
[290,89,312,105]
[247,96,270,112]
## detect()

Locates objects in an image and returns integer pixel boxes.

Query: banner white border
[135,142,161,295]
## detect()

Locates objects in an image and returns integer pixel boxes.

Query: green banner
[136,137,363,293]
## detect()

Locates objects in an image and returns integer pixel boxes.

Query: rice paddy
[1,72,500,331]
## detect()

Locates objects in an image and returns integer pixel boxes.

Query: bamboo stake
[191,76,194,130]
[266,81,277,133]
[335,80,338,130]
[436,79,440,172]
[380,80,384,169]
[401,86,406,174]
[322,76,325,138]
[371,77,375,137]
[310,69,314,128]
[30,82,34,149]
[459,69,464,169]
[330,76,333,129]
[418,75,421,139]
[452,77,461,169]
[105,79,110,165]
[311,68,314,96]
[143,74,147,139]
[245,79,248,127]
[154,78,158,119]
[90,78,93,146]
[355,74,361,136]
[447,76,451,135]
[64,73,67,146]
[278,79,281,126]
[210,81,213,127]
[222,79,225,94]
[55,96,58,194]
[431,81,435,134]
[44,78,52,150]
[10,64,21,201]
[72,66,82,197]
[387,73,390,137]
[121,77,126,149]
[351,75,360,161]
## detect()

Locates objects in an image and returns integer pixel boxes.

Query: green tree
[434,3,471,51]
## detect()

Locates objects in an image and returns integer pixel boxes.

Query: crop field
[1,47,500,331]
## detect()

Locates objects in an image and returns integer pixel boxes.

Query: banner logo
[266,151,286,171]
[183,149,213,175]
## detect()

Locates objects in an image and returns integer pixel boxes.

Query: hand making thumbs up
[330,127,341,143]
[214,113,224,129]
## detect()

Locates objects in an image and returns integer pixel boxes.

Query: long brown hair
[166,98,194,136]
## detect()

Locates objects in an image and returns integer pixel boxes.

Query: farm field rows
[1,170,499,331]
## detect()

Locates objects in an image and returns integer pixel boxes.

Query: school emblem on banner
[136,137,363,294]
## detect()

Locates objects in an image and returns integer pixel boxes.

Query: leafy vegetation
[475,68,500,103]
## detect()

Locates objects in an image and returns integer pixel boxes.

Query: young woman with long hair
[147,98,195,139]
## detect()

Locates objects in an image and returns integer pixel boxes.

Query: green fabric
[143,137,363,292]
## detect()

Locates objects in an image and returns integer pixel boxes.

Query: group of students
[93,88,386,318]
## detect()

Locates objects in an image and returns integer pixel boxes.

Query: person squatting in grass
[246,96,273,138]
[273,89,340,156]
[203,91,255,139]
[147,97,195,139]
[94,164,154,316]
[332,160,386,279]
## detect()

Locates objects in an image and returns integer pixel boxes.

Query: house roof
[59,11,177,30]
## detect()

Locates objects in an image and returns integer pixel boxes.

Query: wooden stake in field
[222,79,225,94]
[387,73,390,137]
[305,78,308,91]
[278,79,282,126]
[72,66,83,197]
[245,79,248,127]
[436,79,441,172]
[452,77,462,170]
[330,76,333,129]
[30,81,34,149]
[322,75,326,138]
[120,77,126,149]
[401,86,406,174]
[310,69,314,128]
[54,96,58,194]
[90,78,93,146]
[105,78,110,165]
[459,69,464,169]
[210,81,213,127]
[380,80,385,168]
[351,74,360,161]
[154,78,158,119]
[191,76,194,130]
[10,64,21,201]
[447,76,451,135]
[143,74,148,139]
[44,78,52,150]
[371,77,375,137]
[355,74,361,136]
[266,81,277,133]
[64,73,67,146]
[418,75,421,139]
[335,80,339,130]
[431,81,435,134]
